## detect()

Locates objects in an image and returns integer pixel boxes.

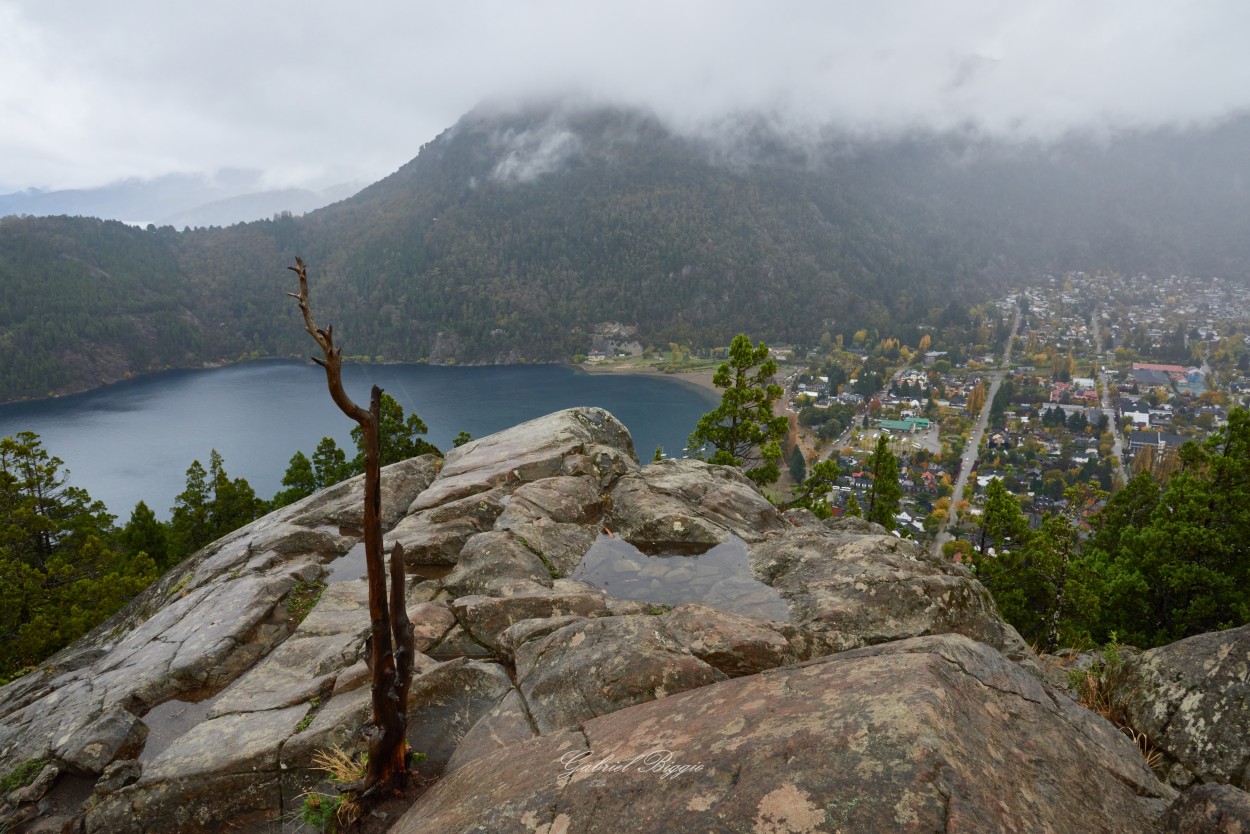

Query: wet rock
[515,615,726,733]
[427,624,496,661]
[6,762,59,805]
[450,593,608,652]
[497,616,589,658]
[551,578,599,595]
[1162,783,1250,834]
[92,759,142,795]
[606,597,660,616]
[562,443,639,489]
[1113,624,1250,790]
[750,525,1037,666]
[607,459,787,549]
[408,601,457,652]
[206,631,356,717]
[494,475,604,527]
[0,563,304,774]
[444,690,536,774]
[409,409,636,512]
[386,488,508,565]
[85,704,307,834]
[661,603,830,677]
[405,659,515,778]
[391,634,1172,834]
[781,507,822,527]
[442,531,554,598]
[278,685,371,771]
[499,518,596,577]
[288,455,440,530]
[57,706,148,775]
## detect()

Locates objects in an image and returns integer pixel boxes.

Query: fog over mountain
[0,171,362,227]
[2,1,1248,197]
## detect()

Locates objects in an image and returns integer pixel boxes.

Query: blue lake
[0,361,717,519]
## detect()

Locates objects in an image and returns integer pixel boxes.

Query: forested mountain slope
[2,102,1249,402]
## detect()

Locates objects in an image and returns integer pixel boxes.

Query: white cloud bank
[1,0,1248,191]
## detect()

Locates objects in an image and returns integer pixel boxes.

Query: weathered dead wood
[287,257,414,796]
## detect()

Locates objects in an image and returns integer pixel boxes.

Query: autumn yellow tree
[966,382,987,416]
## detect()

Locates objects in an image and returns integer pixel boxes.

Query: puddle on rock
[138,689,225,764]
[572,534,789,621]
[325,541,452,583]
[325,541,367,582]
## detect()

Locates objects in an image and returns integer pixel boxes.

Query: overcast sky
[2,0,1248,193]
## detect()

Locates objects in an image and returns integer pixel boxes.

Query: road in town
[1091,307,1129,485]
[931,301,1021,556]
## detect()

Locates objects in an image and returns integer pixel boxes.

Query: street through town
[1091,307,1130,485]
[931,300,1021,556]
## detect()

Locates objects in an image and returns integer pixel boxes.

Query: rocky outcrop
[1113,624,1250,790]
[514,615,727,734]
[0,406,1207,833]
[607,458,787,549]
[391,634,1174,834]
[751,522,1039,667]
[1162,783,1250,834]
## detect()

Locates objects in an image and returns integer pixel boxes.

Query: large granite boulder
[1162,783,1250,834]
[750,521,1038,667]
[607,459,788,549]
[1113,624,1250,790]
[451,592,608,653]
[385,409,635,565]
[660,603,835,678]
[515,615,727,733]
[391,634,1173,834]
[442,530,555,597]
[406,408,636,513]
[0,458,434,832]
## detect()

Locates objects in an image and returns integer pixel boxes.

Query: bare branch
[285,259,410,796]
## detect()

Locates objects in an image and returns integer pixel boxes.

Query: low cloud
[1,0,1248,192]
[490,126,582,184]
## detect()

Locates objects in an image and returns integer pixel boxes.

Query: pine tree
[168,459,212,561]
[866,434,901,529]
[789,446,807,483]
[978,478,1029,554]
[272,450,318,508]
[120,500,169,569]
[312,437,353,488]
[0,432,153,679]
[688,334,788,486]
[351,393,440,469]
[786,459,840,518]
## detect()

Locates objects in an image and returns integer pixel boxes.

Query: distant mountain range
[1,101,1249,403]
[0,171,362,227]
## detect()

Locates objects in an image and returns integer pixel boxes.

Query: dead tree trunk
[287,258,414,796]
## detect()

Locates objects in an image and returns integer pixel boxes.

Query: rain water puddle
[325,540,452,583]
[139,689,224,763]
[572,534,789,621]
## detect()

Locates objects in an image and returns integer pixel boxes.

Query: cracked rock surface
[0,407,1206,833]
[391,634,1174,834]
[1113,623,1250,790]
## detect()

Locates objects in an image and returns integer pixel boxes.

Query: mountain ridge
[1,102,1249,403]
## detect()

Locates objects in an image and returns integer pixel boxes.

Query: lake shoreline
[575,362,720,398]
[5,354,727,410]
[0,361,720,520]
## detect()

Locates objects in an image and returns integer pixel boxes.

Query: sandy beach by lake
[576,362,719,397]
